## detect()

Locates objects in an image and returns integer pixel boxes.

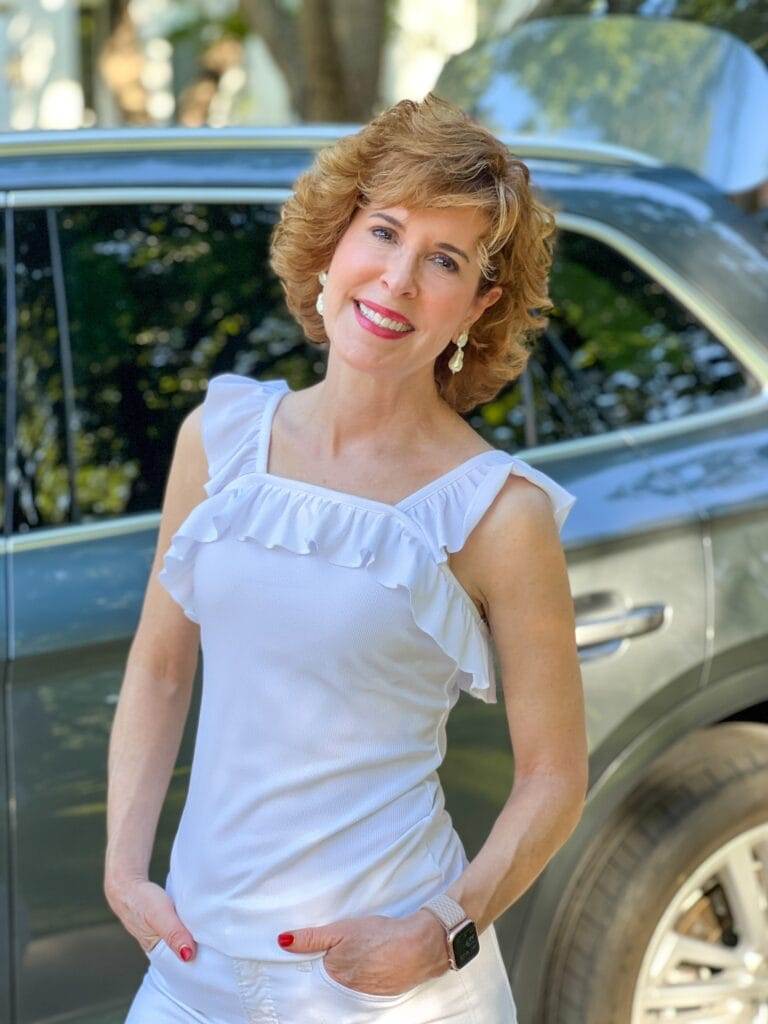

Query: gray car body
[1,126,767,1024]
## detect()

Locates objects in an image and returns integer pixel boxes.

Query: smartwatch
[419,893,480,970]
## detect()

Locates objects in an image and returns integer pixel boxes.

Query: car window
[525,230,756,446]
[12,202,306,532]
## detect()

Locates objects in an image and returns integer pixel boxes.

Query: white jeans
[124,922,518,1023]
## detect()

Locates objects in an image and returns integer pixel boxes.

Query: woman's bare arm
[445,476,588,932]
[103,402,208,898]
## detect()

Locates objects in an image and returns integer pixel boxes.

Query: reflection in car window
[13,202,308,532]
[526,230,755,446]
[13,209,71,532]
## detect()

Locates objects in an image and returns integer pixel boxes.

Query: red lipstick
[353,300,415,340]
[356,298,414,328]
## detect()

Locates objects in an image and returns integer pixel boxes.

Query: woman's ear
[470,285,503,327]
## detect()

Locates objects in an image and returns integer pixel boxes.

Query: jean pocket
[145,937,168,961]
[316,956,421,1006]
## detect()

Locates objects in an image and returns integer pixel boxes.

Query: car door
[6,192,304,1024]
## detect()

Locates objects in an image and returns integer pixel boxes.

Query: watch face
[451,921,480,969]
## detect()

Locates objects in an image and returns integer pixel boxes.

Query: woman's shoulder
[199,373,287,495]
[405,428,575,552]
[434,407,575,534]
[201,371,286,426]
[464,451,578,540]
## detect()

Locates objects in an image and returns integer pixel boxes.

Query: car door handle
[576,603,668,649]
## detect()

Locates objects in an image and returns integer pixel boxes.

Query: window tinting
[531,231,755,445]
[473,230,756,450]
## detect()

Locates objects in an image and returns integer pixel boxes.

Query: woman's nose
[380,254,418,296]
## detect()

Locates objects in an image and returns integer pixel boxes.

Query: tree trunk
[332,0,388,120]
[300,0,348,119]
[239,0,391,122]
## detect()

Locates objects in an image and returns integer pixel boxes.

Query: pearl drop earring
[448,330,469,374]
[316,271,327,315]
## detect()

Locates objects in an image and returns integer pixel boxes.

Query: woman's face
[321,204,503,379]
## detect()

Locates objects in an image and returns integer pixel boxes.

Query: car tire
[539,722,768,1024]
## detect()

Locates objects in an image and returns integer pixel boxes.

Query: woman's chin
[327,340,409,377]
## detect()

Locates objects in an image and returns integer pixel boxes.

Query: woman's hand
[104,876,196,962]
[276,910,449,996]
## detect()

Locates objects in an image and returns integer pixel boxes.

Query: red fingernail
[277,932,294,947]
[180,945,193,961]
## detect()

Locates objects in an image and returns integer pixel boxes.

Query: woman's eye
[434,254,458,272]
[371,226,394,242]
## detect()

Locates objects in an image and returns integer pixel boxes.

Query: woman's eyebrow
[367,211,470,263]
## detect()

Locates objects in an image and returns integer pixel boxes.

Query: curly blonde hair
[269,92,558,414]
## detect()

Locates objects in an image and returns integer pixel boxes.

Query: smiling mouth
[354,299,414,333]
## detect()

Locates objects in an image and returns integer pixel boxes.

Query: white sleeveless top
[157,372,577,961]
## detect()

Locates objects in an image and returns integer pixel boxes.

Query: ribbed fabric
[157,373,577,961]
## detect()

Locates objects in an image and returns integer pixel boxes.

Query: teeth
[358,301,412,332]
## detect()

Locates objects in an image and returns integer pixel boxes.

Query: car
[1,118,767,1024]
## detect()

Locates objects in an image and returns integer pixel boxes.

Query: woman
[105,92,588,1023]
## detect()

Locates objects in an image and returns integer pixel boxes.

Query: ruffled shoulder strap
[403,450,577,562]
[201,372,289,497]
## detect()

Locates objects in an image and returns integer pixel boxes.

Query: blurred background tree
[1,0,763,131]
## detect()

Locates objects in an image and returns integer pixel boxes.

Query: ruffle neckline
[159,473,499,701]
[158,373,578,704]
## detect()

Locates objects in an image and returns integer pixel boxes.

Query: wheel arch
[505,661,768,1023]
